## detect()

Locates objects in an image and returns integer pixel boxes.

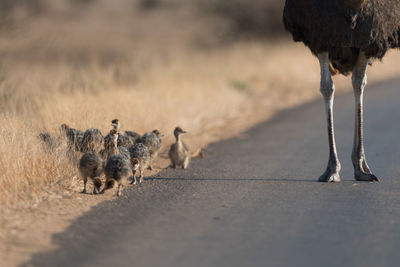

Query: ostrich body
[60,124,84,152]
[168,127,191,169]
[79,152,104,194]
[81,128,104,153]
[125,130,141,143]
[283,0,400,182]
[117,146,130,160]
[128,143,150,184]
[117,134,134,149]
[140,129,163,170]
[140,129,163,157]
[100,128,131,196]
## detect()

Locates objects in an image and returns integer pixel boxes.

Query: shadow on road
[147,177,317,183]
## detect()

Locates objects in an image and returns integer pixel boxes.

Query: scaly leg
[182,156,190,169]
[139,168,144,183]
[82,176,88,193]
[351,52,379,182]
[93,178,102,194]
[317,53,341,182]
[117,183,123,197]
[131,169,137,185]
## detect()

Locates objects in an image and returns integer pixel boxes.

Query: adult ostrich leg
[351,52,379,181]
[317,53,341,182]
[317,51,379,182]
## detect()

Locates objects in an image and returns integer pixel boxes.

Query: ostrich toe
[318,166,341,183]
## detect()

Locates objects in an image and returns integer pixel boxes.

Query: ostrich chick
[140,129,163,157]
[100,129,120,160]
[140,129,163,170]
[60,123,84,152]
[168,127,203,169]
[79,152,104,194]
[129,143,150,184]
[101,154,131,197]
[169,127,191,169]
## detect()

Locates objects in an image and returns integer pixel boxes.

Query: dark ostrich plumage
[60,124,84,152]
[103,154,131,196]
[104,154,131,183]
[125,130,141,143]
[105,132,135,150]
[79,152,104,179]
[128,143,150,184]
[79,152,104,194]
[128,143,150,166]
[283,0,400,74]
[117,133,134,148]
[38,132,61,150]
[80,128,104,153]
[139,130,162,156]
[117,146,130,160]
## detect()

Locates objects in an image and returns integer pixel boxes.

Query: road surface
[28,78,400,267]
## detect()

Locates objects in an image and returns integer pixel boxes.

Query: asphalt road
[27,78,400,267]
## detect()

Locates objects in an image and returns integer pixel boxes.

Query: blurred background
[0,0,286,111]
[0,0,292,126]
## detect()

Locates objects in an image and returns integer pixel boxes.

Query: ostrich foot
[318,166,341,183]
[354,158,379,182]
[355,171,379,182]
[81,189,87,194]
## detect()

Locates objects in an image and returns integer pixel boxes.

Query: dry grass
[0,122,75,206]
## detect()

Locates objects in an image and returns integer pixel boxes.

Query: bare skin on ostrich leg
[318,53,341,183]
[351,52,379,182]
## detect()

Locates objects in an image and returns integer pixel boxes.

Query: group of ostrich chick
[40,119,202,196]
[39,1,400,185]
